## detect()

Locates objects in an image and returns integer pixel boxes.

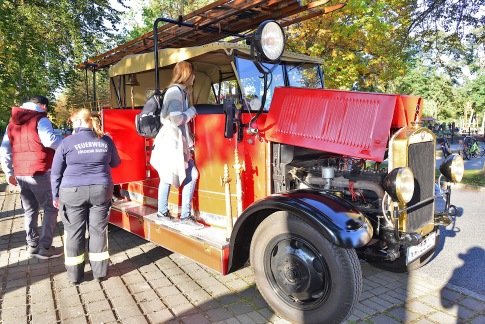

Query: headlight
[253,20,285,62]
[439,154,464,183]
[383,167,415,203]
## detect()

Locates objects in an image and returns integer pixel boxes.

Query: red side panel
[263,87,420,162]
[102,109,146,184]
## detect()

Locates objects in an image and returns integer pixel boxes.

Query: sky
[109,0,145,29]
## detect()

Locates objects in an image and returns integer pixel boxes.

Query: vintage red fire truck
[80,1,465,323]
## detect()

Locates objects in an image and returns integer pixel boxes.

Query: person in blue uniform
[51,109,121,284]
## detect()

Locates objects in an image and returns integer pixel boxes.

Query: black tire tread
[250,211,362,324]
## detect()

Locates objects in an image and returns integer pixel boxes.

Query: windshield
[236,57,284,111]
[287,63,323,88]
[235,57,322,111]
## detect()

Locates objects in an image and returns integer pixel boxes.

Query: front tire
[250,211,362,324]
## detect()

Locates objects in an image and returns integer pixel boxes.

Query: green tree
[408,0,484,80]
[60,0,484,127]
[0,0,125,128]
[394,62,456,120]
[53,69,111,127]
[60,0,214,114]
[285,0,483,92]
[286,0,415,91]
[458,71,485,116]
[122,0,213,40]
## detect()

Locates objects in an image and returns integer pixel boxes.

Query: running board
[110,200,230,274]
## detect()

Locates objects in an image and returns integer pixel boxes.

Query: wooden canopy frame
[79,0,344,70]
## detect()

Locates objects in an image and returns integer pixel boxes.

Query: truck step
[110,199,231,273]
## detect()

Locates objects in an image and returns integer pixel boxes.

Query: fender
[227,189,373,273]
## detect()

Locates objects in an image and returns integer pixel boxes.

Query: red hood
[263,87,423,162]
[9,106,47,125]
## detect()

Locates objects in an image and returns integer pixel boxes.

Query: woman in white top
[150,61,203,229]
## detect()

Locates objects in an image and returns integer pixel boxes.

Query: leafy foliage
[0,0,125,128]
[284,0,484,125]
[392,62,455,119]
[53,69,111,127]
[462,72,485,115]
[408,0,484,80]
[122,0,214,39]
[409,0,484,44]
[2,0,484,130]
[286,0,414,91]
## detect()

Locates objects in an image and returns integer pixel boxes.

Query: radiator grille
[406,142,435,232]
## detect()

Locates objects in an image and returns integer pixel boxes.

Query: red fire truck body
[80,2,464,322]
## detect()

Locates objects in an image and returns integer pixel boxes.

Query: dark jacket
[50,128,121,198]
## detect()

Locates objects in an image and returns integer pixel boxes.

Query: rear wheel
[250,211,362,324]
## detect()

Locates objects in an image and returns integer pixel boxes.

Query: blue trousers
[158,159,198,219]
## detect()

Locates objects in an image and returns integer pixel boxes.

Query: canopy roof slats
[279,3,345,27]
[79,0,344,70]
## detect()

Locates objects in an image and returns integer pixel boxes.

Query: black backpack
[135,89,167,138]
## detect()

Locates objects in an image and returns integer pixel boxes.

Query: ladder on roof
[80,0,344,69]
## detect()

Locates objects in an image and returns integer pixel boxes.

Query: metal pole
[122,75,126,109]
[92,69,97,110]
[221,164,233,241]
[85,67,89,101]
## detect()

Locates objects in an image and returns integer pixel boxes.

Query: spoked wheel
[250,211,362,324]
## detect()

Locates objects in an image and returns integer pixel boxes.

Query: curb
[446,281,485,303]
[419,272,485,303]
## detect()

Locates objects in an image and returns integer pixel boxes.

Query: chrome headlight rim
[253,20,285,62]
[384,167,415,203]
[439,154,464,183]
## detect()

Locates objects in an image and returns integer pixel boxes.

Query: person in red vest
[0,95,63,259]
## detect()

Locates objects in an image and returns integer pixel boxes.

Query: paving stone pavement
[1,191,484,324]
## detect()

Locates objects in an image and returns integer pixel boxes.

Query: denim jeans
[16,172,58,249]
[158,159,198,219]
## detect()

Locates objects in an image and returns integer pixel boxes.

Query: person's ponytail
[91,113,104,138]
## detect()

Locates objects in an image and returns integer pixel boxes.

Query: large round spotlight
[383,167,415,203]
[253,20,285,62]
[439,154,464,183]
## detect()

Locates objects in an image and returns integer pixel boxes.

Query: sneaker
[27,245,39,256]
[34,246,64,260]
[180,215,204,230]
[70,280,81,286]
[157,210,177,222]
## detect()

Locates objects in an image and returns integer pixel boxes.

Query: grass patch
[436,168,485,187]
[461,169,485,187]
